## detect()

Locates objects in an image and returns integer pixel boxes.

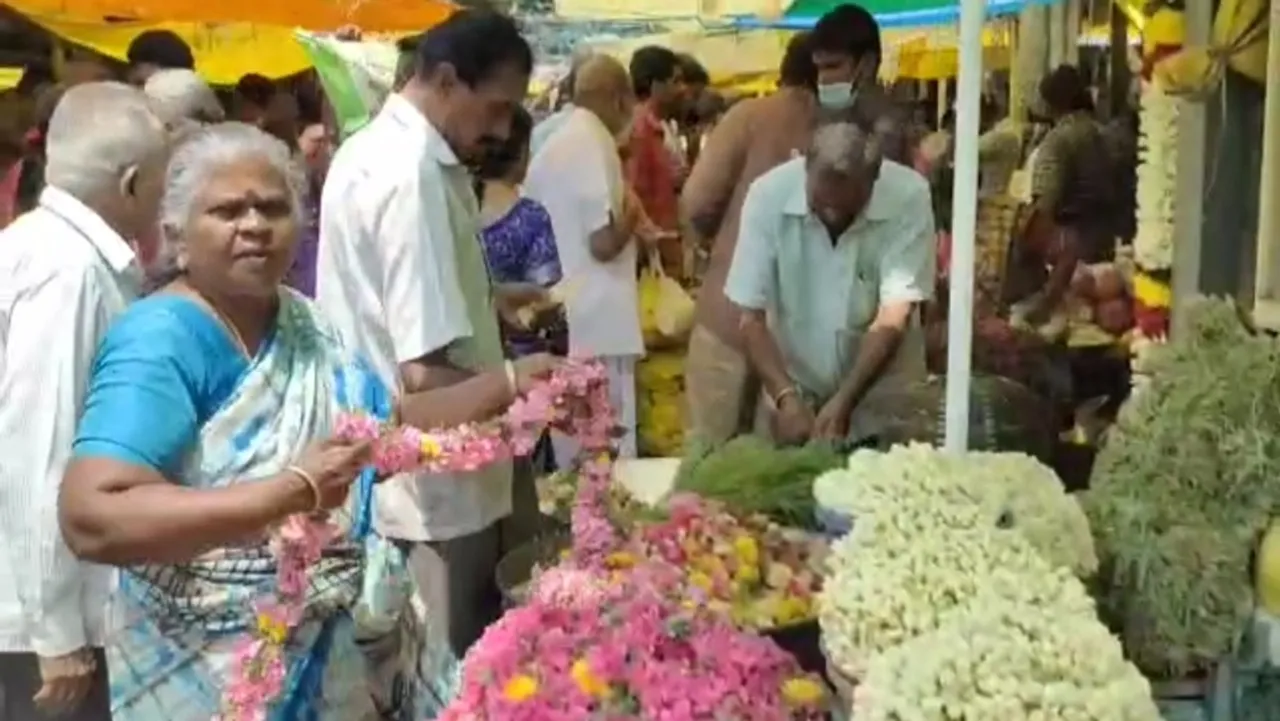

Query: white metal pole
[942,0,987,452]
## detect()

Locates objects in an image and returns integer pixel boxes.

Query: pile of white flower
[853,594,1162,721]
[816,445,1157,720]
[813,444,1097,576]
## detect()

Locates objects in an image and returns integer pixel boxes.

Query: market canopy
[738,0,1060,29]
[24,14,315,84]
[6,0,454,32]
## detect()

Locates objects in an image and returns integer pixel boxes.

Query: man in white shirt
[0,82,169,720]
[525,55,652,456]
[316,10,541,655]
[725,118,933,445]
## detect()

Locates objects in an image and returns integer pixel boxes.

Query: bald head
[809,120,882,179]
[144,69,225,127]
[573,55,630,104]
[572,55,635,137]
[45,82,169,222]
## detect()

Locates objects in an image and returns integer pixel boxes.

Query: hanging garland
[219,360,613,720]
[1130,2,1185,387]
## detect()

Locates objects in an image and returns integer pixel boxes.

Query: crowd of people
[0,3,1136,719]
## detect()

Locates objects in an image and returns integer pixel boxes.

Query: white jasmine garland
[814,444,1097,577]
[852,594,1161,721]
[819,523,1095,680]
[1133,81,1181,272]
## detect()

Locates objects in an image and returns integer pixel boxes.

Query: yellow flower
[772,595,812,625]
[1133,272,1172,309]
[781,677,825,706]
[733,563,760,585]
[502,674,539,702]
[570,659,611,698]
[605,551,637,569]
[419,435,443,458]
[732,535,760,565]
[689,571,714,592]
[256,613,289,645]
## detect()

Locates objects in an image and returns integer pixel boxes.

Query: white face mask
[817,82,856,110]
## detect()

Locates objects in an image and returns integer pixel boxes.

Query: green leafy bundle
[674,435,846,528]
[1084,297,1280,678]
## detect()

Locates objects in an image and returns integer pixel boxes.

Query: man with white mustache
[724,118,934,447]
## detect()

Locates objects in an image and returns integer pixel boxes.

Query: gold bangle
[771,386,798,410]
[286,464,323,513]
[504,359,518,396]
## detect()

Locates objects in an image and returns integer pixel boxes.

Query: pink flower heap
[333,359,611,476]
[439,572,826,721]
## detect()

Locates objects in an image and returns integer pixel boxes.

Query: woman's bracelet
[504,359,517,397]
[286,464,323,513]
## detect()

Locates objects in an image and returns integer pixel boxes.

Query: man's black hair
[629,45,680,100]
[779,31,817,89]
[235,73,277,108]
[474,105,533,187]
[1039,64,1093,114]
[413,10,533,87]
[677,53,709,87]
[810,4,882,66]
[126,29,195,70]
[15,62,54,97]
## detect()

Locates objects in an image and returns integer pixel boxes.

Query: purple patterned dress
[480,197,566,357]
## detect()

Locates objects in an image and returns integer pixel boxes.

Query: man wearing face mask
[810,4,910,165]
[525,55,658,459]
[724,118,934,445]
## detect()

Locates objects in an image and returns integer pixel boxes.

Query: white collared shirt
[525,108,644,358]
[316,94,512,542]
[0,187,139,655]
[724,158,935,400]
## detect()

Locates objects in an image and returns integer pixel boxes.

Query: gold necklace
[204,298,252,358]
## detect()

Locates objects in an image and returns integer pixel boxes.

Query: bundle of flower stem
[1084,297,1280,678]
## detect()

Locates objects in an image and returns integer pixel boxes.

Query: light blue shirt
[724,157,935,400]
[530,104,575,156]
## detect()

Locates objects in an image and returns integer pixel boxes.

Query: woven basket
[495,531,571,609]
[848,374,1058,463]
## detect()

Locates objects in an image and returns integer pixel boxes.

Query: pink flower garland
[219,515,336,721]
[217,360,614,720]
[333,359,614,476]
[437,370,829,720]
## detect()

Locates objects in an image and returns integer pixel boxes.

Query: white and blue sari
[72,289,458,721]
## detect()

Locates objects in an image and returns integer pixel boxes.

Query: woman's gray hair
[148,122,306,291]
[144,69,226,128]
[809,120,883,179]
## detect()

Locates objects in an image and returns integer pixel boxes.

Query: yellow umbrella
[7,0,454,32]
[0,68,23,91]
[26,14,314,84]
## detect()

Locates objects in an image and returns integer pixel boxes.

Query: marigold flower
[419,435,443,458]
[605,551,637,569]
[570,659,611,698]
[255,612,289,645]
[502,674,539,702]
[781,677,825,706]
[733,535,760,565]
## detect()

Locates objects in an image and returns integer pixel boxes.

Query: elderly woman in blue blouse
[56,123,462,721]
